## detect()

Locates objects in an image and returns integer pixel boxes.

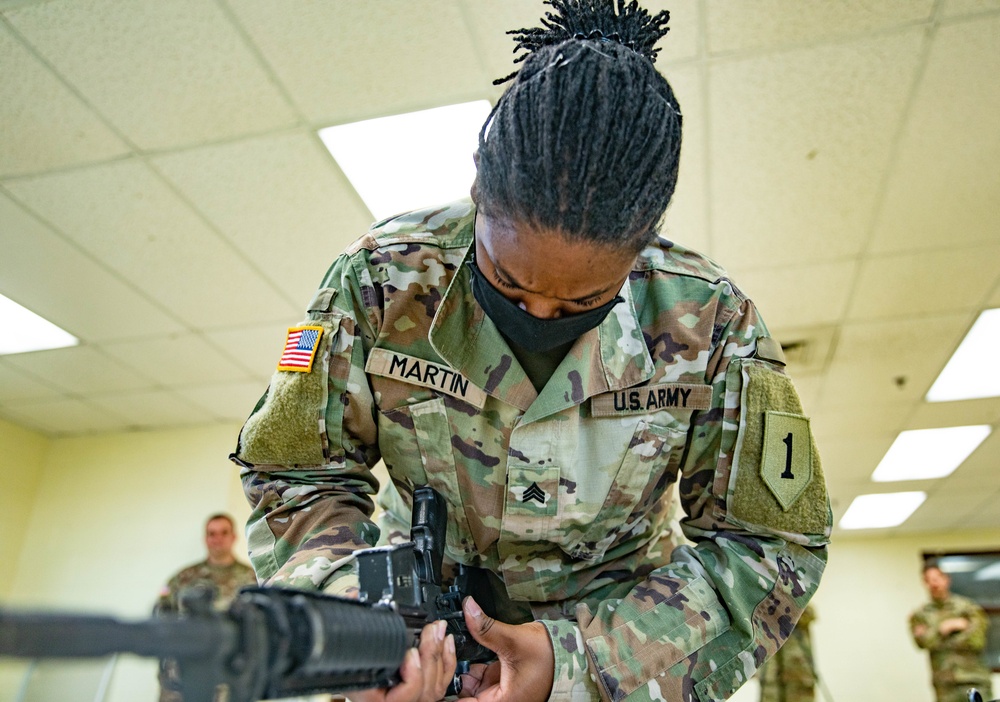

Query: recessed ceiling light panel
[839,491,926,529]
[927,308,1000,402]
[0,294,79,355]
[871,425,991,482]
[319,101,492,221]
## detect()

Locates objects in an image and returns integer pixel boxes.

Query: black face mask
[467,260,624,353]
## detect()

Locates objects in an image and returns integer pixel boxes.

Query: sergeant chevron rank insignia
[522,482,546,504]
[366,349,487,408]
[591,382,712,416]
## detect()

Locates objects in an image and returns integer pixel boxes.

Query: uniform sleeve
[910,610,939,650]
[231,251,383,595]
[541,291,831,702]
[945,601,990,653]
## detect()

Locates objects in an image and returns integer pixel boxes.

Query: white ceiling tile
[204,322,293,379]
[957,490,1000,529]
[5,160,301,328]
[227,0,488,124]
[152,132,374,306]
[88,389,214,430]
[908,397,1000,430]
[789,374,823,413]
[706,1,934,54]
[732,260,856,329]
[4,346,154,394]
[709,30,925,268]
[849,245,1000,321]
[4,0,298,150]
[0,397,128,435]
[0,358,62,402]
[813,433,896,484]
[660,66,708,254]
[871,16,1000,254]
[942,0,1000,18]
[176,381,267,423]
[901,493,978,531]
[101,334,255,387]
[821,315,971,408]
[0,23,128,177]
[1,345,156,395]
[0,191,185,341]
[811,404,910,440]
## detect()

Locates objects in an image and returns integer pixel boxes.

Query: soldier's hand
[350,620,456,702]
[939,617,970,635]
[457,597,554,702]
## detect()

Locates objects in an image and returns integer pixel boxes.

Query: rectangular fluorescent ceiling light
[318,101,492,221]
[0,293,78,355]
[871,425,991,482]
[839,491,926,530]
[926,308,1000,401]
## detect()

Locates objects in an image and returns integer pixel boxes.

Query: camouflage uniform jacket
[156,559,257,614]
[233,200,831,702]
[910,594,992,689]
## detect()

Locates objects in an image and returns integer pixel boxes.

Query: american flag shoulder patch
[277,325,324,373]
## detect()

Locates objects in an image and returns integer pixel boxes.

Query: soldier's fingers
[384,648,423,702]
[440,634,457,698]
[416,620,448,701]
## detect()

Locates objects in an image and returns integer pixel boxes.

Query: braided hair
[475,0,681,254]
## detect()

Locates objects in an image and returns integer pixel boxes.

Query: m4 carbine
[0,485,492,702]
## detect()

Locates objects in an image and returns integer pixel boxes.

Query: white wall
[811,530,1000,702]
[0,418,47,600]
[2,419,998,702]
[2,421,250,702]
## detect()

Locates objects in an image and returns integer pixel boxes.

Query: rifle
[0,485,493,702]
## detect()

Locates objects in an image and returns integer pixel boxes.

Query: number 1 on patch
[761,412,813,510]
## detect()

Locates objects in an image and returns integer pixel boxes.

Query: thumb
[463,596,511,653]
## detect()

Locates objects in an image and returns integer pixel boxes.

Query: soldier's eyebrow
[492,258,614,303]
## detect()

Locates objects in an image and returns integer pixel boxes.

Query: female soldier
[231,2,831,700]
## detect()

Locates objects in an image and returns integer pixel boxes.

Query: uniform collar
[429,224,654,420]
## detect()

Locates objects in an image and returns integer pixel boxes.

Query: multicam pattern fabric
[233,200,832,701]
[155,560,258,614]
[155,560,257,702]
[910,594,993,702]
[756,605,816,702]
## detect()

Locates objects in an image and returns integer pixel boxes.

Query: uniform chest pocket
[562,419,689,562]
[377,396,479,559]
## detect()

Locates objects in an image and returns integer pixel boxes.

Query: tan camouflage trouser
[760,683,815,702]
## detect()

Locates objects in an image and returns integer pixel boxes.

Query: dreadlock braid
[475,0,681,254]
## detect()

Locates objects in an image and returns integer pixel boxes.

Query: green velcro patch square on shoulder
[728,360,829,537]
[761,411,813,510]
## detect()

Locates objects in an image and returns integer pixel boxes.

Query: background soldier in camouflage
[910,563,993,702]
[154,513,256,702]
[232,2,831,701]
[756,605,817,702]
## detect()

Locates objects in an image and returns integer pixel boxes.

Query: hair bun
[497,0,671,84]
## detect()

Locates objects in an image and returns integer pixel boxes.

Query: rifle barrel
[0,609,238,660]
